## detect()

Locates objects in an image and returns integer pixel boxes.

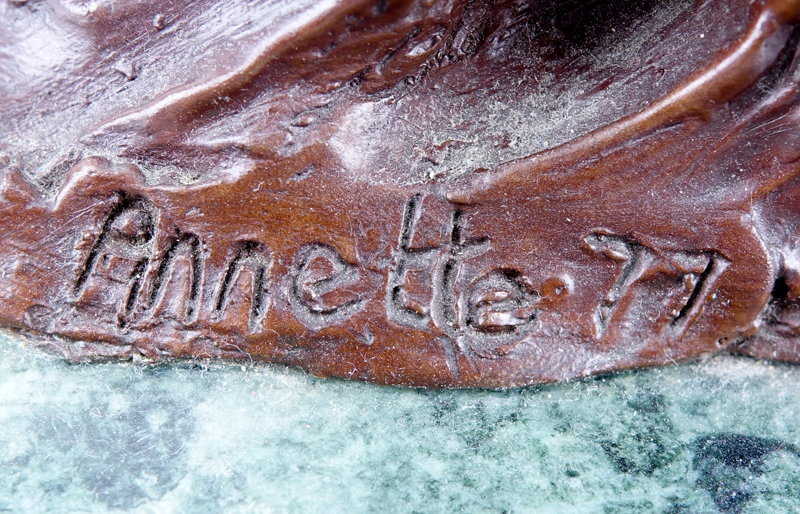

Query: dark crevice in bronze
[671,254,720,329]
[146,232,203,323]
[120,260,147,328]
[213,241,272,332]
[73,192,156,299]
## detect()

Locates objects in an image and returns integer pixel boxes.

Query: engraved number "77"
[584,233,729,343]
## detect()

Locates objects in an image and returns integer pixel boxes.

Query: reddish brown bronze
[2,0,800,387]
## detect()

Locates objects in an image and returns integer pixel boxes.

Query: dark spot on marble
[422,391,459,420]
[663,501,692,514]
[601,389,677,475]
[601,499,655,513]
[602,437,668,475]
[420,391,527,452]
[693,434,787,514]
[626,389,665,414]
[547,402,572,434]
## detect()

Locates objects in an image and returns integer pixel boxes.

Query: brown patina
[2,0,800,387]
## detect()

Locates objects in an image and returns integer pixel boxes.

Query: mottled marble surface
[2,331,800,513]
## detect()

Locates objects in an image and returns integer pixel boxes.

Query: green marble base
[2,331,800,513]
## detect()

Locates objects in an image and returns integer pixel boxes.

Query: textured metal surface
[2,0,800,387]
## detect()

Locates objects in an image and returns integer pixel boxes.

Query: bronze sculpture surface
[2,0,800,387]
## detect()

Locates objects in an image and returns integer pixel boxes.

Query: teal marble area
[2,330,800,514]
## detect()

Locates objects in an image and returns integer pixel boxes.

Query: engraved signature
[71,192,729,374]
